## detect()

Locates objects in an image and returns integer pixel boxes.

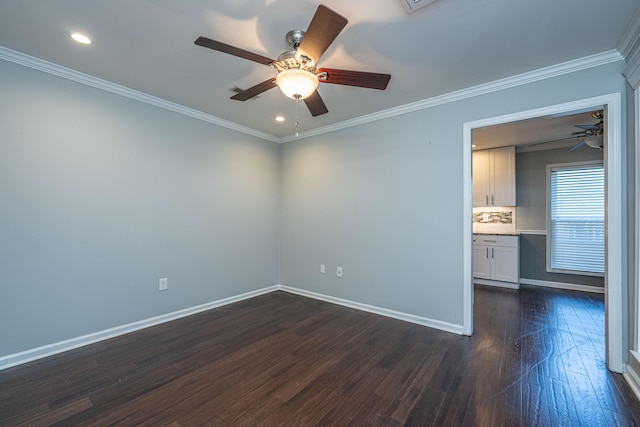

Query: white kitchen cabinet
[473,244,492,279]
[473,235,519,288]
[472,146,516,207]
[472,149,491,207]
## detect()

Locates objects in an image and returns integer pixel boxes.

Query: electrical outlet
[159,278,168,291]
[336,267,343,278]
[320,264,326,274]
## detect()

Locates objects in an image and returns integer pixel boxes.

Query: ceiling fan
[569,110,604,151]
[194,5,391,117]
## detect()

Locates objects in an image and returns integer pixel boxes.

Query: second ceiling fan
[569,110,604,151]
[195,4,391,117]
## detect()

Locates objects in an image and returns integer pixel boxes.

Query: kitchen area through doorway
[471,109,605,294]
[464,93,624,373]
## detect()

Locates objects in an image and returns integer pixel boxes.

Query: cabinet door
[491,246,519,283]
[472,150,491,207]
[490,146,516,206]
[473,245,491,279]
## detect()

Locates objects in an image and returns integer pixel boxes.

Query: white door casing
[463,93,623,373]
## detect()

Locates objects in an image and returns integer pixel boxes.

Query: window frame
[546,160,605,277]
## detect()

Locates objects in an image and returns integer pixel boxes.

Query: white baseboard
[0,285,279,371]
[519,278,605,294]
[474,279,519,289]
[279,285,464,335]
[1,283,465,371]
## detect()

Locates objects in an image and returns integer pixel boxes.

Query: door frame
[462,93,623,373]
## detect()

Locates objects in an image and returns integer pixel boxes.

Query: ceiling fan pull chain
[295,95,300,133]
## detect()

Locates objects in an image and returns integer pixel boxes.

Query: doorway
[462,93,623,372]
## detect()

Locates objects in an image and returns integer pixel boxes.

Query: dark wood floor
[1,285,639,426]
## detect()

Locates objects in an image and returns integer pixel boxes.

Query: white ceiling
[472,110,603,152]
[0,0,638,139]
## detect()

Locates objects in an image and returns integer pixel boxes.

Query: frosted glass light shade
[276,69,319,99]
[585,135,603,149]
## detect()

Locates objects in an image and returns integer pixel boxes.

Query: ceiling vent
[402,0,439,13]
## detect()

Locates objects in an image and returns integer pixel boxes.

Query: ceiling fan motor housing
[286,30,305,49]
[276,50,315,73]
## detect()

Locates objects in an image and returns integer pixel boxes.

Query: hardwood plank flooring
[1,285,639,426]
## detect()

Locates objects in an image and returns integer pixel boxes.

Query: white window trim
[630,82,640,352]
[546,160,605,277]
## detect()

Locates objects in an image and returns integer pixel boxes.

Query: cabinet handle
[486,247,489,258]
[484,240,497,243]
[491,195,494,205]
[492,248,494,258]
[486,195,489,205]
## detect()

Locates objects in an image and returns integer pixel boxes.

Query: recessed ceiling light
[71,32,92,45]
[472,144,477,148]
[275,116,285,122]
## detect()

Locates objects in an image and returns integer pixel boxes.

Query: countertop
[473,231,520,236]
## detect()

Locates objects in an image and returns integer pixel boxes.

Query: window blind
[549,164,604,275]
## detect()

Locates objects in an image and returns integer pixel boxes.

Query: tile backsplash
[473,211,513,224]
[473,207,516,233]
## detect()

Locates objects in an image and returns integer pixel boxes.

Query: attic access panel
[402,0,439,13]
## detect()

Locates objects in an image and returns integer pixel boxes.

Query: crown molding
[280,49,623,143]
[0,47,279,143]
[624,51,640,89]
[618,7,640,58]
[619,7,640,88]
[0,46,622,144]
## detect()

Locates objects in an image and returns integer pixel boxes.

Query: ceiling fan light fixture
[276,69,318,100]
[585,134,603,149]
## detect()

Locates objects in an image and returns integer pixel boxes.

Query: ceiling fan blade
[317,68,391,90]
[230,79,277,101]
[296,5,348,65]
[574,124,601,131]
[195,36,274,66]
[569,140,586,152]
[304,90,329,117]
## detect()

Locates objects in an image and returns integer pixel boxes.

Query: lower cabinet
[473,235,519,288]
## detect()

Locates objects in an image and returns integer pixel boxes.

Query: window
[547,161,604,276]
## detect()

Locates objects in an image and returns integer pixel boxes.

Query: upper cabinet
[472,146,516,207]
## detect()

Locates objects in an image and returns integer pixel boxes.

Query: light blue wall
[0,55,631,359]
[0,60,281,357]
[515,148,605,288]
[280,61,628,327]
[516,148,604,231]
